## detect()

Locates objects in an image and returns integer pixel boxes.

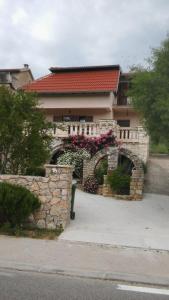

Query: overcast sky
[0,0,169,78]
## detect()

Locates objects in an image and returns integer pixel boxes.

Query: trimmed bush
[83,177,99,194]
[0,182,41,227]
[25,167,45,177]
[107,166,131,195]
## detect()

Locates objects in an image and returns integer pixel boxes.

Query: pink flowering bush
[64,130,117,156]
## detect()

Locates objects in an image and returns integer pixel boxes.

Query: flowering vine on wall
[64,130,118,156]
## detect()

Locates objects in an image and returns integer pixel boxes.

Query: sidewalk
[60,190,169,250]
[0,236,169,286]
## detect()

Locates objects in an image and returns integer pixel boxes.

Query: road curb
[58,239,169,254]
[0,261,169,288]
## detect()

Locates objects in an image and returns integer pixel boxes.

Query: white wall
[39,93,114,110]
[39,92,116,122]
[113,110,141,127]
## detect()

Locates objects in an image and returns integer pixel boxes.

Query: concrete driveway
[60,189,169,250]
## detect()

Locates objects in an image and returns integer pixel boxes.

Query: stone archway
[83,146,144,200]
[83,147,119,182]
[119,148,144,200]
[119,148,144,171]
[50,139,65,164]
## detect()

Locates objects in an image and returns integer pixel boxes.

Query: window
[53,115,62,122]
[0,72,8,83]
[79,116,93,122]
[53,115,93,122]
[117,97,128,105]
[117,120,130,127]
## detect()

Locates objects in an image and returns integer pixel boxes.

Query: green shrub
[150,142,169,154]
[0,182,41,227]
[107,166,131,195]
[25,167,45,177]
[83,177,99,194]
[95,158,108,185]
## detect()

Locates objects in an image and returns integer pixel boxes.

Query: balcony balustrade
[52,120,149,144]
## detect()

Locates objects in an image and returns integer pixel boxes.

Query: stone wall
[144,155,169,195]
[0,165,73,229]
[122,142,149,164]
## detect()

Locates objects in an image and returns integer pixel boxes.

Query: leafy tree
[129,35,169,149]
[0,86,52,174]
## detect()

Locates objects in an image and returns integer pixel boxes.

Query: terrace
[52,120,149,162]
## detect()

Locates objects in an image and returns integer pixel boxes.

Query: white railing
[52,121,148,144]
[67,122,100,136]
[53,120,117,138]
[53,122,100,137]
[117,127,139,141]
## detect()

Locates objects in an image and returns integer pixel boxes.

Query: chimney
[24,64,29,69]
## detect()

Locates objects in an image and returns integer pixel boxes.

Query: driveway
[60,189,169,250]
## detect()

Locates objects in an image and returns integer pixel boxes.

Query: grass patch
[150,142,169,154]
[0,223,63,240]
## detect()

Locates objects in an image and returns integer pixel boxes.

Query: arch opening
[50,149,64,164]
[94,155,108,185]
[118,154,134,176]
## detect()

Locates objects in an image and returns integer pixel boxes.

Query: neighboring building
[0,64,33,90]
[23,65,149,162]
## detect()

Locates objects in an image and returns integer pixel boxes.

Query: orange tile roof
[23,65,120,94]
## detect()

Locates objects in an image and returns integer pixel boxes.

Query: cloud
[12,7,28,25]
[0,0,169,78]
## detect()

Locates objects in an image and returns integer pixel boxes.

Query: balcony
[114,97,132,107]
[52,120,148,143]
[53,120,115,137]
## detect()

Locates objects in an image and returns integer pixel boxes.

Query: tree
[0,86,52,174]
[129,35,169,148]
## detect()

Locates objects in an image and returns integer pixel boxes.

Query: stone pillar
[44,164,73,228]
[99,119,118,135]
[130,168,144,200]
[107,147,118,172]
[102,174,114,197]
[102,147,118,197]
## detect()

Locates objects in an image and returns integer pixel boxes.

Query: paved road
[0,237,169,287]
[0,269,169,300]
[60,190,169,250]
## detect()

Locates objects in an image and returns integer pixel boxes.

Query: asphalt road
[0,269,169,300]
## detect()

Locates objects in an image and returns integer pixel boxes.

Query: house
[23,65,149,163]
[23,65,138,126]
[0,64,33,90]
